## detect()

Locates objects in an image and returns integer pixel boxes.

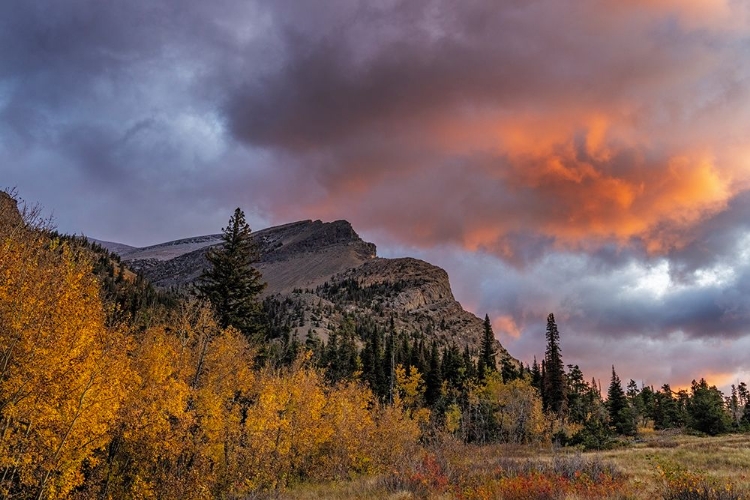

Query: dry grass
[267,431,750,499]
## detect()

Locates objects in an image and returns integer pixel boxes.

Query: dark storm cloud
[4,0,750,389]
[667,191,750,278]
[221,1,750,266]
[0,0,281,244]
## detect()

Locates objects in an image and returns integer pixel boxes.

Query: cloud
[220,0,750,263]
[4,0,750,391]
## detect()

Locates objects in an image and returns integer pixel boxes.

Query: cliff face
[98,219,514,364]
[284,257,512,362]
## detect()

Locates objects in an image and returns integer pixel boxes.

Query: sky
[3,0,750,393]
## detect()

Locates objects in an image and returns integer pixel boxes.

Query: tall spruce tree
[197,208,266,338]
[607,366,636,435]
[478,314,497,378]
[542,313,566,416]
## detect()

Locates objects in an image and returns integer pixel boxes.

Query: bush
[656,460,745,500]
[569,416,615,450]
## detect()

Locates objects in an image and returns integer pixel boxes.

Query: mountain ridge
[94,218,515,365]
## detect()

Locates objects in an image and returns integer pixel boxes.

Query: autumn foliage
[0,199,420,499]
[0,207,130,498]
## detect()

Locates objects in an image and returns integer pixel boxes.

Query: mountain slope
[116,220,376,294]
[96,219,515,365]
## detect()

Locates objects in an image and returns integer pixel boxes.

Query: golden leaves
[0,207,421,499]
[0,222,130,499]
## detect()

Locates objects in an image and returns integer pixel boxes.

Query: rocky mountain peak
[253,219,376,264]
[95,218,515,366]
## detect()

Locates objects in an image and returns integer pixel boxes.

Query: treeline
[264,285,750,451]
[0,202,420,499]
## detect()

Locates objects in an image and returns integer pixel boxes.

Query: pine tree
[566,364,589,425]
[688,378,729,435]
[531,356,542,391]
[501,357,517,383]
[463,345,476,380]
[654,384,680,429]
[542,313,566,416]
[197,208,267,339]
[478,314,497,378]
[425,341,443,406]
[607,366,636,435]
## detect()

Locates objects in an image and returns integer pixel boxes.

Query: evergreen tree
[742,399,750,429]
[607,366,636,435]
[639,384,656,423]
[542,313,566,416]
[531,356,542,391]
[383,332,394,403]
[463,345,476,380]
[688,378,730,435]
[626,379,645,427]
[654,384,681,429]
[441,343,461,388]
[197,208,266,338]
[501,357,518,383]
[566,364,589,425]
[478,314,497,377]
[425,341,443,406]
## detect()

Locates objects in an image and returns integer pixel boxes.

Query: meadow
[268,430,750,499]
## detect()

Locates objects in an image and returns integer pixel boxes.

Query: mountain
[96,219,514,364]
[87,238,139,258]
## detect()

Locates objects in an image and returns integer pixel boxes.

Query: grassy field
[259,430,750,499]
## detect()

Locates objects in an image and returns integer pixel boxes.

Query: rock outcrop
[0,192,23,228]
[285,257,512,362]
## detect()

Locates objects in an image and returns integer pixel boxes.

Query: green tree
[542,313,566,416]
[626,379,647,427]
[607,366,636,436]
[654,384,678,429]
[566,364,590,425]
[531,356,542,391]
[197,208,266,339]
[478,314,497,379]
[425,341,443,406]
[688,379,730,435]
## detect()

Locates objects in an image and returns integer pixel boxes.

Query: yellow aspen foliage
[364,393,421,473]
[394,364,431,428]
[94,304,258,500]
[242,357,331,490]
[394,364,425,410]
[0,199,423,498]
[0,223,130,499]
[190,323,256,496]
[319,381,376,477]
[239,356,421,491]
[477,373,546,444]
[100,325,193,499]
[445,403,463,434]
